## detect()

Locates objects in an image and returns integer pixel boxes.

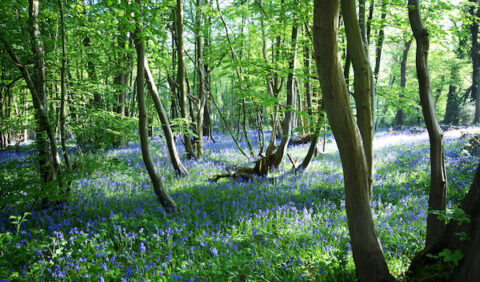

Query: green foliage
[430,207,471,225]
[427,248,463,266]
[9,212,30,236]
[72,109,137,151]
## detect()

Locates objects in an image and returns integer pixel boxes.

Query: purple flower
[139,242,146,254]
[210,247,218,257]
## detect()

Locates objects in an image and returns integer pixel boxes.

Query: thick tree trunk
[408,0,447,248]
[144,59,188,176]
[341,0,375,201]
[313,0,392,280]
[394,39,412,127]
[59,0,70,171]
[471,0,480,123]
[175,0,196,159]
[134,7,178,212]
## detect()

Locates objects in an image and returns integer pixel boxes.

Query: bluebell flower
[139,242,146,254]
[210,247,218,257]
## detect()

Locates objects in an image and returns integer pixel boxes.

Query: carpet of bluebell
[0,127,479,281]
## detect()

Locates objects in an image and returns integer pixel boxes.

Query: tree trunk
[408,159,480,281]
[144,58,188,176]
[366,0,375,44]
[195,0,207,158]
[134,5,178,212]
[303,24,313,134]
[394,38,412,127]
[471,0,480,123]
[59,0,70,171]
[359,0,367,44]
[443,85,460,125]
[257,13,298,174]
[82,15,101,109]
[175,0,195,158]
[341,0,375,201]
[373,0,387,83]
[313,0,392,280]
[1,0,63,196]
[408,0,447,248]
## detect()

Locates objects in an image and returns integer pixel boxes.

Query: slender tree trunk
[1,0,63,196]
[82,13,101,108]
[195,0,207,158]
[59,0,70,170]
[257,13,298,174]
[394,38,412,127]
[303,24,313,135]
[134,4,178,212]
[341,0,375,201]
[144,59,188,176]
[313,0,392,280]
[175,0,195,158]
[373,0,387,83]
[344,50,352,86]
[203,4,212,139]
[210,90,248,156]
[408,0,447,248]
[359,0,367,44]
[366,0,375,44]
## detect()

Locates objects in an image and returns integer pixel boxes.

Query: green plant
[430,207,471,225]
[10,212,31,235]
[427,248,463,266]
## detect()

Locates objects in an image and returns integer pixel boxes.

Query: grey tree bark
[59,0,70,171]
[195,0,207,158]
[373,0,387,83]
[394,38,412,127]
[313,0,392,280]
[408,0,447,248]
[144,58,188,176]
[134,4,178,212]
[175,0,196,159]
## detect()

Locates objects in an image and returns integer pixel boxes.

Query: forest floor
[1,127,479,281]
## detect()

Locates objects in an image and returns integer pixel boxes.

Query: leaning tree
[133,0,178,212]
